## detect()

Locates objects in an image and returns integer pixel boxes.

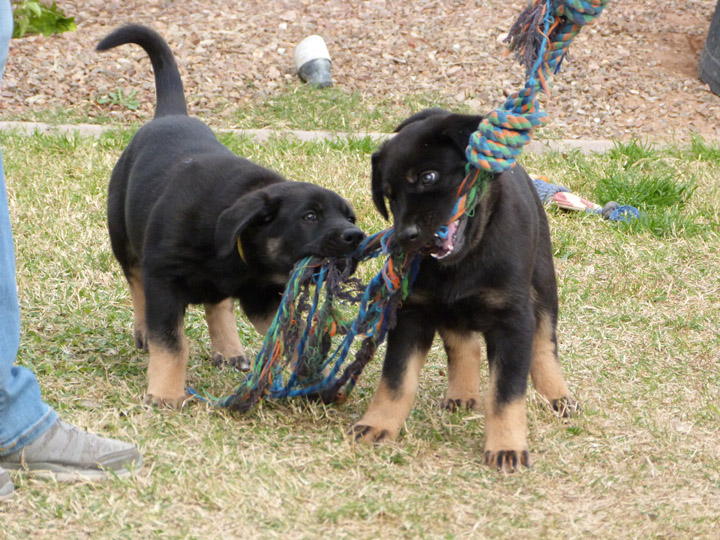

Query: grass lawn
[0,128,718,539]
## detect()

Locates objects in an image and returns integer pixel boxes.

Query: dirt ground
[2,0,719,142]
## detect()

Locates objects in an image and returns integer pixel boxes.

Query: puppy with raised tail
[97,25,364,408]
[353,109,578,471]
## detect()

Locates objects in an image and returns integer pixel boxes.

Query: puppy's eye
[347,215,356,224]
[303,211,318,222]
[419,170,439,186]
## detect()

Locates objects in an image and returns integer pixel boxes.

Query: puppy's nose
[341,228,364,248]
[397,224,420,246]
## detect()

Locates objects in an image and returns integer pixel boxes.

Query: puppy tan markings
[439,329,482,411]
[205,299,249,370]
[128,266,147,351]
[352,348,428,442]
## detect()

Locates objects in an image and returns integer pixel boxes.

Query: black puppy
[96,25,364,408]
[353,109,577,471]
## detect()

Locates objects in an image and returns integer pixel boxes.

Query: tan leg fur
[483,369,529,472]
[128,267,147,351]
[205,299,249,369]
[146,321,189,409]
[352,348,428,443]
[530,312,577,417]
[439,329,482,411]
[249,312,275,336]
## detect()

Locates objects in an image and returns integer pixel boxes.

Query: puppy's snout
[341,228,365,249]
[397,224,420,247]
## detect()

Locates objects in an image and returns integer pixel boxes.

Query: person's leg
[0,140,59,454]
[0,0,58,461]
[0,2,141,483]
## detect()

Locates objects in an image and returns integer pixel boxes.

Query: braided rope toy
[532,175,640,221]
[190,0,609,411]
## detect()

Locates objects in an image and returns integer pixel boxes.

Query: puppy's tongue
[431,219,458,257]
[441,220,458,251]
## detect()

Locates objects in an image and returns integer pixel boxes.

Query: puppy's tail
[96,24,188,118]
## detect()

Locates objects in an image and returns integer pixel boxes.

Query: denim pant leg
[0,0,57,455]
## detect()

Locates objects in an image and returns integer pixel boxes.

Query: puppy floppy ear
[393,108,451,133]
[215,191,280,259]
[438,113,485,154]
[371,152,389,220]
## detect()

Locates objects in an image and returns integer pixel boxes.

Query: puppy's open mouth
[425,216,468,260]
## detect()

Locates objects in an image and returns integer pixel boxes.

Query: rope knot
[557,0,609,27]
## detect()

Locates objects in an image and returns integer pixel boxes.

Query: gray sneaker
[0,419,142,482]
[0,466,14,500]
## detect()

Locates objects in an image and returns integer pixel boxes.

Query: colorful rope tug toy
[191,0,611,411]
[532,175,640,221]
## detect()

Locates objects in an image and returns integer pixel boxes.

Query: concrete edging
[0,121,615,155]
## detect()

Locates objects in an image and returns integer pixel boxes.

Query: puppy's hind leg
[205,298,250,371]
[529,310,578,418]
[127,266,148,351]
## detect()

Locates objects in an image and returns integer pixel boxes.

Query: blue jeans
[0,0,57,456]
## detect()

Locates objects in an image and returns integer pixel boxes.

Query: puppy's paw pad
[483,449,530,473]
[349,423,392,444]
[143,393,187,410]
[440,396,481,412]
[552,396,580,418]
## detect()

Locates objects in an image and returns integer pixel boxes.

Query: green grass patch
[0,129,718,538]
[524,137,717,239]
[233,83,472,133]
[10,83,472,134]
[600,139,697,209]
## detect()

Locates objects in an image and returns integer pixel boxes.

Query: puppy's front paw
[483,448,530,473]
[211,352,251,371]
[143,393,187,410]
[349,423,396,444]
[552,396,579,418]
[440,395,481,412]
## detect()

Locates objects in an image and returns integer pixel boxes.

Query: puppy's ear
[215,191,280,259]
[371,152,389,220]
[393,108,451,133]
[438,114,484,154]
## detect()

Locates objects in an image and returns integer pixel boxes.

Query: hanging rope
[190,0,609,411]
[467,0,609,174]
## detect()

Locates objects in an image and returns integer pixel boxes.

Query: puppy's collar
[237,237,247,263]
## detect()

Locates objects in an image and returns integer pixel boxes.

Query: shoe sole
[1,456,142,482]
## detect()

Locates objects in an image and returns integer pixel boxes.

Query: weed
[11,0,75,38]
[97,88,140,112]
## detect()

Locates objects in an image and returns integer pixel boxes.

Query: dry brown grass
[0,130,718,539]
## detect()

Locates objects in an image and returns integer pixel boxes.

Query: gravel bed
[2,0,719,142]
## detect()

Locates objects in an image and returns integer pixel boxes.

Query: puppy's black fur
[97,25,364,407]
[353,109,577,471]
